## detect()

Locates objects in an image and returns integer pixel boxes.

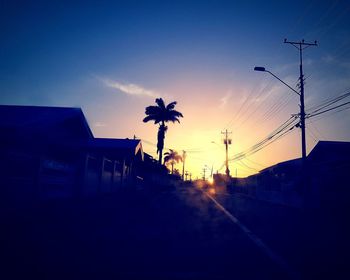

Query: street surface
[2,184,349,279]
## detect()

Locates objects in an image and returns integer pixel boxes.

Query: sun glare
[208,187,216,195]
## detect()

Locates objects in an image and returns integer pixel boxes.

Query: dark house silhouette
[139,152,169,187]
[79,138,143,195]
[0,105,144,202]
[307,141,350,209]
[229,141,350,209]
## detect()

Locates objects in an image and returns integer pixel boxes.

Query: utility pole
[182,150,186,181]
[202,167,206,181]
[185,171,188,181]
[284,39,317,162]
[221,129,232,177]
[189,173,192,182]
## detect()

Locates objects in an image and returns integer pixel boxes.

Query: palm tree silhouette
[164,149,183,174]
[143,98,183,164]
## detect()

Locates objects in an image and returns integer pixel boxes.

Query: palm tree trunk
[171,162,174,174]
[158,148,163,165]
[157,123,166,165]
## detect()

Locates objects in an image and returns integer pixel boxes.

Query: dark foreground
[2,185,349,280]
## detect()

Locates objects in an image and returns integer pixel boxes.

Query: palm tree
[143,98,183,164]
[164,149,183,174]
[173,168,181,177]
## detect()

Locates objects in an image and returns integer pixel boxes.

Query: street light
[254,66,306,162]
[254,67,300,96]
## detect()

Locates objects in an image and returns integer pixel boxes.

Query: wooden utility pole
[182,150,186,181]
[202,167,206,181]
[185,171,189,181]
[221,129,232,177]
[284,39,317,162]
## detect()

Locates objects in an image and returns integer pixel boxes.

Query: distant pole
[182,150,186,181]
[189,173,192,181]
[185,171,189,181]
[202,167,206,181]
[284,39,317,162]
[221,129,232,177]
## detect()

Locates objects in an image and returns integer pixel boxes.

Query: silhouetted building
[79,138,144,195]
[0,105,144,202]
[213,173,230,186]
[255,158,303,206]
[139,152,173,188]
[228,141,350,209]
[213,173,229,194]
[307,141,350,209]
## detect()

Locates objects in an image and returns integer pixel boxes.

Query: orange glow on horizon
[93,78,315,180]
[208,187,216,195]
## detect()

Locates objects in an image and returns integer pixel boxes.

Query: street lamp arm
[265,70,301,96]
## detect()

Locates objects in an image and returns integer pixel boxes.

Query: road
[211,188,350,280]
[2,184,349,279]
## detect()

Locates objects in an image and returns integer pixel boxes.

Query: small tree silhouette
[164,149,183,174]
[173,168,181,177]
[143,98,183,164]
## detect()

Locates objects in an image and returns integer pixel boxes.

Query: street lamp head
[254,65,300,96]
[254,66,266,72]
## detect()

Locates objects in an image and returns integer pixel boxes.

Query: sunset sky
[1,0,350,178]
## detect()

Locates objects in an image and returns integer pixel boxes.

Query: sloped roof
[258,141,350,174]
[85,138,144,160]
[0,105,93,139]
[0,105,144,160]
[259,158,302,174]
[307,140,350,163]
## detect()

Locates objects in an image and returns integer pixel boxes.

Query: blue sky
[1,0,350,177]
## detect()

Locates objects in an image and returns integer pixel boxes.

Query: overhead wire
[216,115,299,172]
[233,80,277,130]
[225,76,266,129]
[307,100,350,118]
[238,159,259,172]
[244,157,266,168]
[307,90,350,114]
[230,92,350,167]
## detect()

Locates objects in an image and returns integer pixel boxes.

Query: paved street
[213,190,350,280]
[2,184,349,279]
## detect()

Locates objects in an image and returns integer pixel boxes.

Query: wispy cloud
[219,91,232,108]
[93,122,107,127]
[321,54,350,70]
[98,77,160,98]
[322,54,335,63]
[274,59,313,74]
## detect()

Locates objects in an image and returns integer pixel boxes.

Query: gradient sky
[1,0,350,178]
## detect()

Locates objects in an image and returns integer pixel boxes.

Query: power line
[307,91,350,115]
[231,125,296,162]
[234,81,279,131]
[226,96,349,169]
[307,100,350,118]
[307,90,348,112]
[238,160,259,172]
[216,116,298,171]
[225,76,266,128]
[307,104,350,124]
[244,157,266,168]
